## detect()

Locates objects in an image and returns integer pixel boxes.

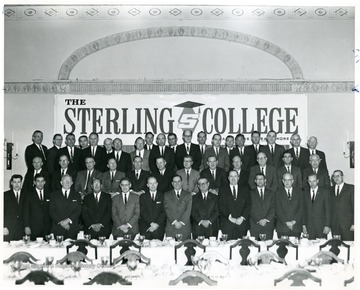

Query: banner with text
[54,94,307,145]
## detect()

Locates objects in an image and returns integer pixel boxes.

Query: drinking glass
[124,234,132,240]
[281,235,289,240]
[138,235,145,245]
[221,233,228,243]
[10,261,22,277]
[44,256,54,272]
[84,234,91,241]
[23,235,30,245]
[101,256,109,267]
[302,233,309,239]
[175,234,183,242]
[71,261,81,277]
[99,236,106,246]
[56,235,64,246]
[45,234,52,243]
[333,235,341,240]
[259,234,267,241]
[197,236,205,244]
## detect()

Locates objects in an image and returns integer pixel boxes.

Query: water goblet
[259,234,267,242]
[124,234,132,240]
[98,236,106,246]
[10,261,22,277]
[56,235,64,246]
[281,235,289,240]
[333,235,341,240]
[71,261,82,277]
[45,234,52,243]
[84,234,91,241]
[175,234,183,242]
[101,256,109,267]
[221,233,228,243]
[23,235,30,245]
[138,235,145,245]
[197,236,205,244]
[302,233,309,239]
[127,257,138,272]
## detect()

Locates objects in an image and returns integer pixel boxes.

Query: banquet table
[1,238,355,288]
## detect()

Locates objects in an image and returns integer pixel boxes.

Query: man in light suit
[191,178,219,239]
[277,152,302,189]
[46,133,63,175]
[81,132,108,172]
[25,130,48,169]
[230,133,251,172]
[176,155,200,194]
[164,175,192,240]
[245,131,265,169]
[249,173,275,240]
[57,133,83,172]
[302,174,331,239]
[284,133,310,174]
[51,154,77,191]
[23,173,51,240]
[74,156,102,198]
[111,138,132,174]
[248,152,278,192]
[111,177,140,239]
[127,156,150,194]
[307,136,328,171]
[276,173,303,238]
[197,131,210,170]
[200,155,228,195]
[101,158,125,196]
[176,130,202,171]
[203,133,230,172]
[302,154,330,190]
[260,130,285,169]
[149,133,175,173]
[330,170,354,241]
[130,137,150,172]
[139,176,166,240]
[4,174,26,241]
[81,178,112,239]
[49,174,82,240]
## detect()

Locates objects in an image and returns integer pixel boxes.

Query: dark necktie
[39,190,43,201]
[161,147,164,156]
[287,189,291,200]
[312,150,315,155]
[116,152,119,162]
[85,171,91,191]
[313,168,317,174]
[186,145,190,154]
[176,191,180,199]
[286,166,290,173]
[240,147,243,157]
[136,171,139,180]
[16,191,19,204]
[216,147,219,156]
[260,188,264,200]
[261,167,265,175]
[201,146,204,155]
[151,193,155,201]
[39,145,46,160]
[111,171,114,181]
[255,145,258,154]
[312,190,316,202]
[186,170,190,184]
[70,147,74,162]
[295,148,299,158]
[123,193,127,205]
[61,169,65,177]
[203,193,207,201]
[271,145,274,155]
[95,193,99,204]
[336,186,340,197]
[64,190,68,199]
[92,147,95,157]
[232,186,236,200]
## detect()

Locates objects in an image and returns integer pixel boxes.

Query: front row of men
[4,167,354,242]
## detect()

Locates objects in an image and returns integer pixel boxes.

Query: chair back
[83,272,132,285]
[267,239,298,260]
[319,239,350,262]
[169,270,217,286]
[274,268,321,286]
[15,270,64,285]
[3,251,39,264]
[248,251,286,266]
[66,239,98,259]
[56,251,93,264]
[229,239,260,265]
[109,239,141,265]
[113,250,151,267]
[174,239,206,266]
[308,250,344,265]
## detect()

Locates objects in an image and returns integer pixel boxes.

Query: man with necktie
[51,154,77,191]
[277,152,302,189]
[130,137,150,171]
[307,136,328,172]
[176,155,200,195]
[57,133,82,172]
[127,156,150,194]
[74,156,102,198]
[46,133,63,175]
[23,156,51,192]
[197,131,209,170]
[284,133,310,174]
[245,131,265,169]
[259,130,285,169]
[101,158,125,197]
[302,154,330,190]
[203,133,230,172]
[81,132,108,172]
[25,130,48,170]
[248,152,277,192]
[175,130,202,171]
[149,133,175,173]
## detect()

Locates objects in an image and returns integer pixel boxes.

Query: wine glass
[197,236,205,244]
[126,258,138,271]
[333,235,341,240]
[45,234,52,243]
[259,234,267,241]
[56,235,64,246]
[84,234,91,241]
[124,234,132,240]
[101,256,109,267]
[44,256,54,272]
[99,236,106,246]
[23,235,30,245]
[281,235,289,240]
[175,234,183,242]
[71,261,82,277]
[10,261,22,277]
[302,233,309,239]
[221,233,228,243]
[138,235,145,245]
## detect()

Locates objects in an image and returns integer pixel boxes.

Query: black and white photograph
[1,0,358,288]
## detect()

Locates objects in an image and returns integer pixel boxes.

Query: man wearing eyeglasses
[248,152,277,192]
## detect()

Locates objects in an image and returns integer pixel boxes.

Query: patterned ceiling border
[58,26,303,80]
[4,80,354,94]
[4,5,355,21]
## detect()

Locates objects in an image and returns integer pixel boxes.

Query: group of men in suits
[3,129,354,242]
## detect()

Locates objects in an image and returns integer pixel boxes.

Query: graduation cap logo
[175,101,204,131]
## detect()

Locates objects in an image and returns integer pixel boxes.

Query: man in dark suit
[57,133,83,172]
[101,158,125,196]
[197,131,210,171]
[203,134,230,172]
[249,173,275,240]
[81,178,112,239]
[149,133,175,173]
[164,175,192,240]
[230,133,251,172]
[200,155,228,195]
[103,138,114,156]
[25,130,48,169]
[111,177,140,239]
[144,132,155,151]
[307,136,328,171]
[23,173,51,240]
[277,152,302,189]
[191,177,219,239]
[111,138,133,174]
[225,135,235,164]
[130,137,150,172]
[23,156,51,192]
[139,176,166,240]
[49,174,82,239]
[330,170,354,241]
[245,131,265,169]
[152,157,174,193]
[284,133,310,174]
[302,154,330,190]
[127,156,150,194]
[168,132,178,152]
[219,171,251,239]
[74,156,102,198]
[302,174,331,239]
[46,133,63,175]
[51,154,77,191]
[175,130,202,171]
[78,135,89,150]
[176,155,200,194]
[276,173,303,238]
[4,174,26,241]
[81,132,108,172]
[231,155,249,189]
[260,130,285,169]
[248,152,277,192]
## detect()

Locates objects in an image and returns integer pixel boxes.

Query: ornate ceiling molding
[4,80,354,94]
[58,26,303,80]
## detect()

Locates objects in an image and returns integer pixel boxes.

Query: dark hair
[197,131,207,138]
[251,131,260,137]
[255,173,266,179]
[145,132,154,137]
[172,174,183,182]
[53,133,63,140]
[34,173,45,181]
[10,174,23,182]
[168,132,177,139]
[89,132,99,138]
[235,133,245,139]
[32,130,43,137]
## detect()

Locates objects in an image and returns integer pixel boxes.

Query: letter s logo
[177,113,200,130]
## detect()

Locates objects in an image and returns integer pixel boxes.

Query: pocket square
[46,199,50,201]
[72,199,77,202]
[156,201,162,204]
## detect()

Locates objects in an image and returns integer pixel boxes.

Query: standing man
[25,130,48,169]
[23,173,51,241]
[167,133,178,153]
[330,170,354,241]
[57,133,82,172]
[175,130,202,171]
[4,174,25,241]
[260,130,285,168]
[302,174,331,239]
[46,134,63,175]
[78,135,89,150]
[139,176,166,240]
[152,157,174,193]
[111,178,140,239]
[49,174,82,240]
[245,131,265,169]
[127,156,150,195]
[231,156,249,189]
[112,138,132,174]
[203,134,230,172]
[276,173,303,238]
[51,154,77,192]
[130,137,150,172]
[197,131,209,170]
[307,136,328,171]
[277,152,302,189]
[144,132,155,151]
[176,155,200,195]
[23,156,51,192]
[248,152,277,192]
[302,154,330,190]
[82,133,108,172]
[225,135,235,164]
[249,173,275,240]
[103,138,114,156]
[284,133,310,174]
[230,134,251,172]
[81,178,112,239]
[191,178,219,239]
[200,155,228,195]
[219,171,251,239]
[164,175,192,240]
[101,158,125,196]
[149,133,175,173]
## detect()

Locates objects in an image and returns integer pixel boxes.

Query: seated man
[248,152,277,192]
[23,156,51,192]
[74,156,102,198]
[81,178,112,239]
[277,152,302,189]
[176,155,200,195]
[302,154,330,190]
[200,155,228,195]
[127,156,150,195]
[101,158,125,197]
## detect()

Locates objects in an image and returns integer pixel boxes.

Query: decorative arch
[58,26,303,80]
